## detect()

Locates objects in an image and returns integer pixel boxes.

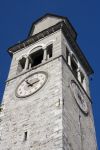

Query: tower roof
[28,13,77,40]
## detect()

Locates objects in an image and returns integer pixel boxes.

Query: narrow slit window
[47,44,53,59]
[0,105,3,112]
[24,131,27,141]
[30,49,44,68]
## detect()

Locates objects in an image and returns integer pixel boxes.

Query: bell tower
[0,14,97,150]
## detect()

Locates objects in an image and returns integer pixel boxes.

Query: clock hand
[31,79,39,85]
[25,80,33,86]
[25,79,39,87]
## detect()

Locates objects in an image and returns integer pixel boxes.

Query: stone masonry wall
[0,58,63,150]
[62,58,97,150]
[0,27,97,150]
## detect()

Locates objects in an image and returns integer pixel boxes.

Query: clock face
[16,71,48,98]
[70,80,88,114]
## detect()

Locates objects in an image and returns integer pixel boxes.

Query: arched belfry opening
[29,48,44,67]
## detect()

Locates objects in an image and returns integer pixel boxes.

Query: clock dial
[16,71,48,98]
[70,80,88,114]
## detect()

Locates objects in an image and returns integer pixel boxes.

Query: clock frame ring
[70,79,88,115]
[15,71,48,98]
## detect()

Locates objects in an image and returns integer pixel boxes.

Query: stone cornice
[8,21,64,55]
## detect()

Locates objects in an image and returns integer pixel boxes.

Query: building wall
[0,25,97,150]
[0,57,63,150]
[1,29,65,150]
[62,58,97,150]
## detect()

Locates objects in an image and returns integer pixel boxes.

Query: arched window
[29,48,44,67]
[16,44,53,74]
[17,57,26,73]
[47,44,53,59]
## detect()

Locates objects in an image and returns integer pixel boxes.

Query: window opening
[71,56,78,78]
[24,131,27,141]
[80,71,84,85]
[47,44,53,59]
[30,49,44,67]
[0,105,3,112]
[28,57,32,69]
[17,57,26,73]
[66,48,69,63]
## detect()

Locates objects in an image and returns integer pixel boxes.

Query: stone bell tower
[0,14,97,150]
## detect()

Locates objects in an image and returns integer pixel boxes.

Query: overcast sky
[0,0,100,148]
